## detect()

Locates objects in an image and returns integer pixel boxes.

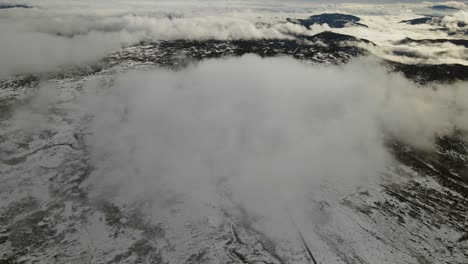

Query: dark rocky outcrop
[0,4,31,9]
[400,17,436,25]
[389,61,468,84]
[110,31,372,69]
[400,16,466,36]
[396,37,468,48]
[431,5,459,11]
[287,13,368,29]
[302,31,373,45]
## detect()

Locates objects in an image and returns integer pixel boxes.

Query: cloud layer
[1,0,467,77]
[70,56,468,242]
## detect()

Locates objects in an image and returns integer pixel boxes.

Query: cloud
[0,2,319,76]
[440,10,468,33]
[0,24,138,77]
[0,1,466,77]
[321,11,468,65]
[64,55,468,242]
[1,0,467,77]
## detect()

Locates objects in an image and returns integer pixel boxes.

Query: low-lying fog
[41,55,465,242]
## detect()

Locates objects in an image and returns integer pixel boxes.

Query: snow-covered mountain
[0,1,467,263]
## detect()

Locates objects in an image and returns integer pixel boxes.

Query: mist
[69,55,468,245]
[1,0,467,77]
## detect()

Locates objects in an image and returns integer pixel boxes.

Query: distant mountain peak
[431,5,459,11]
[287,13,368,29]
[0,4,32,9]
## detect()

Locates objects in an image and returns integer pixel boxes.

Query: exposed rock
[287,13,368,29]
[400,16,438,25]
[388,61,468,84]
[431,5,459,11]
[0,4,31,9]
[396,37,468,48]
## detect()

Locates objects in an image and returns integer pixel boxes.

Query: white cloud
[0,1,319,76]
[0,24,138,77]
[69,56,468,242]
[0,0,467,77]
[440,10,468,33]
[3,1,468,77]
